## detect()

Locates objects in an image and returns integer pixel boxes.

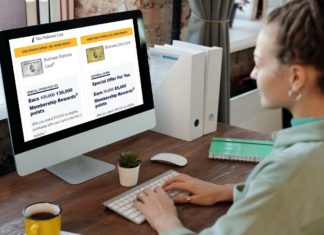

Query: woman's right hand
[163,174,234,206]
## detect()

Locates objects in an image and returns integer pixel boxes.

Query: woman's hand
[163,174,234,206]
[133,187,183,233]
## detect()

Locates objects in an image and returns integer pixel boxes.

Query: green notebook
[209,137,273,162]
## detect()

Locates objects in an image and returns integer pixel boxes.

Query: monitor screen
[0,10,155,184]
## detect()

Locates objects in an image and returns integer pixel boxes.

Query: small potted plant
[117,151,141,187]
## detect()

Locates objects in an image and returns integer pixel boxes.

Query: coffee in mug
[23,202,61,235]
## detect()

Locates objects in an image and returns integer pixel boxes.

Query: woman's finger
[137,191,149,202]
[172,193,193,204]
[133,199,143,209]
[163,181,192,192]
[163,174,191,187]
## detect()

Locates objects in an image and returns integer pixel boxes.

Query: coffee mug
[23,202,61,235]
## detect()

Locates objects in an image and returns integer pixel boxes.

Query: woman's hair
[267,0,324,91]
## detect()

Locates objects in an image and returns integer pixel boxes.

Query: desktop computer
[0,10,156,184]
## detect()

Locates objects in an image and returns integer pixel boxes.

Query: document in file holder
[172,40,222,135]
[149,46,205,141]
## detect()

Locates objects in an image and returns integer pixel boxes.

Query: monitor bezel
[0,10,154,155]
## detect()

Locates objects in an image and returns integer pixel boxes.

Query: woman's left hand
[133,187,183,233]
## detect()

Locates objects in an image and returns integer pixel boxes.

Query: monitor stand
[47,155,115,184]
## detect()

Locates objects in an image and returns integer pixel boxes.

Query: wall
[0,0,26,30]
[75,0,190,46]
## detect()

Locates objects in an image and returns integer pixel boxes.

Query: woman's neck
[290,93,324,118]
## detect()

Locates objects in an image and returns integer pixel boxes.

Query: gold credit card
[21,59,43,77]
[86,46,105,63]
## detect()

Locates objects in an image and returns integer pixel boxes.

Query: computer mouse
[150,153,188,166]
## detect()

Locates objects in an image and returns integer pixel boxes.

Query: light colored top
[161,120,324,235]
[291,117,324,127]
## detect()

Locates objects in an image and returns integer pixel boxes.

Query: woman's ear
[288,65,307,92]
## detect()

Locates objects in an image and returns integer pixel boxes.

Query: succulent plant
[118,151,140,168]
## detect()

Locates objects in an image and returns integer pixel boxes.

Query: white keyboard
[103,170,182,224]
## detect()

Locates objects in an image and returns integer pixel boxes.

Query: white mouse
[150,153,188,166]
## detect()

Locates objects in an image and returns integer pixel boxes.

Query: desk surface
[0,123,269,234]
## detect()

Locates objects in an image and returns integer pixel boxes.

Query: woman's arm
[133,174,235,233]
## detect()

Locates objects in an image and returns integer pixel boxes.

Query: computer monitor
[0,10,155,184]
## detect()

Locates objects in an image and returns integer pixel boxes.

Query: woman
[134,0,324,234]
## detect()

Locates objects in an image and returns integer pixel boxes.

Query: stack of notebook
[209,137,273,162]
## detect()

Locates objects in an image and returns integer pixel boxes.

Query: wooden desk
[0,123,269,234]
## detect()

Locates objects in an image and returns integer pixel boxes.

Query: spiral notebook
[209,137,273,162]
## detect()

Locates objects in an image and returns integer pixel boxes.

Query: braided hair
[267,0,324,91]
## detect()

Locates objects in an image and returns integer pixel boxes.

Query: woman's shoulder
[254,141,324,186]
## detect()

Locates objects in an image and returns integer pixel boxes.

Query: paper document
[148,48,178,90]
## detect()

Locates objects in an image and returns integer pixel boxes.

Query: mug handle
[30,224,39,235]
